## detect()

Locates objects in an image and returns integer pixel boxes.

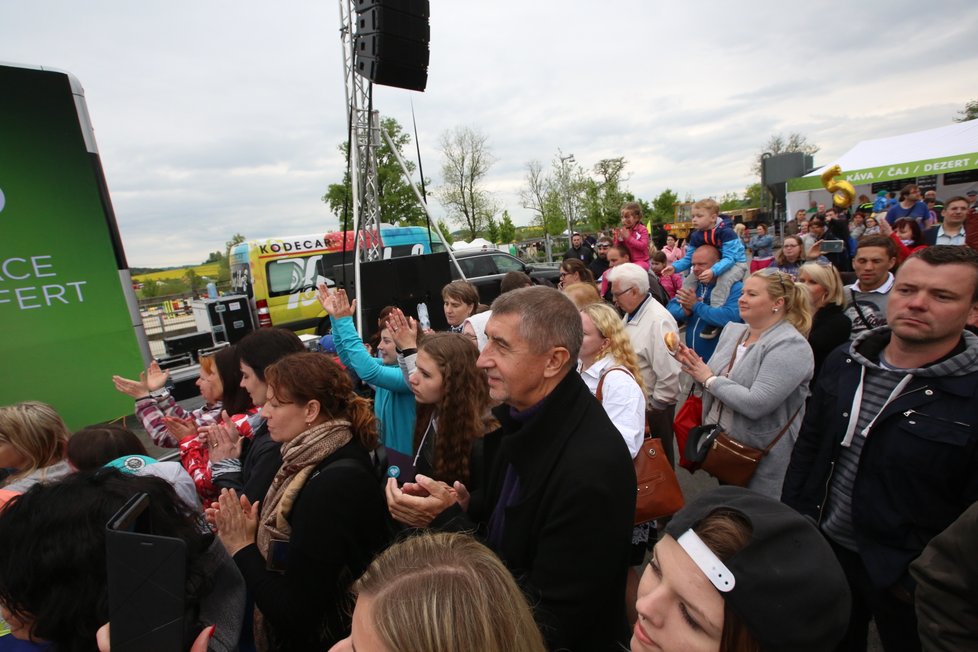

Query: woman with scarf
[210,353,390,651]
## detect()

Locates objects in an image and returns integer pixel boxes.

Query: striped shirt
[820,363,908,550]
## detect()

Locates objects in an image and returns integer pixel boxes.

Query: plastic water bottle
[417,302,431,331]
[207,282,218,299]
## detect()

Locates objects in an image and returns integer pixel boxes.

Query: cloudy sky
[2,0,975,267]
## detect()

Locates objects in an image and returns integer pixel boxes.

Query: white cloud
[2,0,976,266]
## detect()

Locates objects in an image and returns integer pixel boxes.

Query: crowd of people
[1,190,977,651]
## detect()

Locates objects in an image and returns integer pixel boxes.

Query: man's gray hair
[490,286,582,360]
[608,263,650,295]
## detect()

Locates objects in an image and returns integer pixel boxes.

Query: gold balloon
[820,164,856,209]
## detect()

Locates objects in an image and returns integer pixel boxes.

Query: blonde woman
[0,401,71,492]
[329,532,546,652]
[578,301,650,623]
[798,262,851,383]
[675,269,814,498]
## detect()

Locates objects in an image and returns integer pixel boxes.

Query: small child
[662,199,748,338]
[650,251,683,299]
[615,201,650,270]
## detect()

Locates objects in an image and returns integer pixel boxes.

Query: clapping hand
[200,411,241,463]
[112,361,170,399]
[317,283,357,318]
[386,308,418,351]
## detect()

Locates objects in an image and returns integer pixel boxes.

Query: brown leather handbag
[596,367,684,524]
[699,407,801,487]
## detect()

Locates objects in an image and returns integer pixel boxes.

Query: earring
[772,307,779,313]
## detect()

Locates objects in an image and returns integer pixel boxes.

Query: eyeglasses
[596,244,610,249]
[612,287,635,299]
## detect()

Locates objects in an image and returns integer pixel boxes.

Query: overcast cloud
[2,0,975,266]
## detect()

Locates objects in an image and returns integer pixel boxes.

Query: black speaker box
[355,0,429,18]
[353,0,429,91]
[333,252,451,341]
[355,56,428,92]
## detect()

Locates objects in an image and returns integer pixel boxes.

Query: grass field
[133,262,221,282]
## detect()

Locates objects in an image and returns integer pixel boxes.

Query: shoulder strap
[761,405,803,455]
[848,287,873,329]
[595,365,635,402]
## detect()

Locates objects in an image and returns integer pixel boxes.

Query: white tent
[786,121,978,218]
[451,237,496,251]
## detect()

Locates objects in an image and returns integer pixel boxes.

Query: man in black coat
[387,286,636,651]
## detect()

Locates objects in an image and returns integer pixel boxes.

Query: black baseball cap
[665,486,850,651]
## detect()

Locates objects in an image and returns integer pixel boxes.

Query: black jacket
[212,420,283,504]
[234,439,391,651]
[782,332,978,589]
[432,371,636,651]
[808,303,851,385]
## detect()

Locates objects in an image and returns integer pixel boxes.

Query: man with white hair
[608,262,682,465]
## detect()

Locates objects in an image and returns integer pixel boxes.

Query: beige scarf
[254,419,352,651]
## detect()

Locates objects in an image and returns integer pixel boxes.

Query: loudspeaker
[762,152,814,188]
[354,0,430,92]
[333,252,451,341]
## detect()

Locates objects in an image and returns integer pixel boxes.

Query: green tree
[436,220,454,246]
[744,183,764,208]
[184,269,203,293]
[498,211,517,243]
[718,191,744,211]
[323,117,429,227]
[955,99,978,122]
[581,157,629,231]
[437,125,498,240]
[483,217,500,244]
[649,189,679,224]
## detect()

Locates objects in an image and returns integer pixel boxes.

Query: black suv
[450,249,560,305]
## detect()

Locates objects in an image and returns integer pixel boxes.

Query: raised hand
[385,308,418,351]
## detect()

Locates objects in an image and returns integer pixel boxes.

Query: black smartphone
[106,493,187,652]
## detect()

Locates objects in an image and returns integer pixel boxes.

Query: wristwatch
[703,375,718,391]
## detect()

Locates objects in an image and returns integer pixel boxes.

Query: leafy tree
[323,117,429,227]
[550,152,587,235]
[437,125,498,240]
[498,211,517,243]
[204,250,223,264]
[184,269,203,293]
[955,99,978,122]
[718,192,744,211]
[649,189,679,224]
[436,220,454,246]
[744,183,764,208]
[582,157,629,231]
[483,217,500,244]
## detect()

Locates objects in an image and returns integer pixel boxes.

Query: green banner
[787,152,978,191]
[0,65,145,429]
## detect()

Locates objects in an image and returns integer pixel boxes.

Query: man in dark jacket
[562,232,594,265]
[386,286,636,650]
[782,246,978,652]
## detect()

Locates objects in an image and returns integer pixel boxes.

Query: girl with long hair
[798,262,851,383]
[384,310,496,526]
[578,301,650,622]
